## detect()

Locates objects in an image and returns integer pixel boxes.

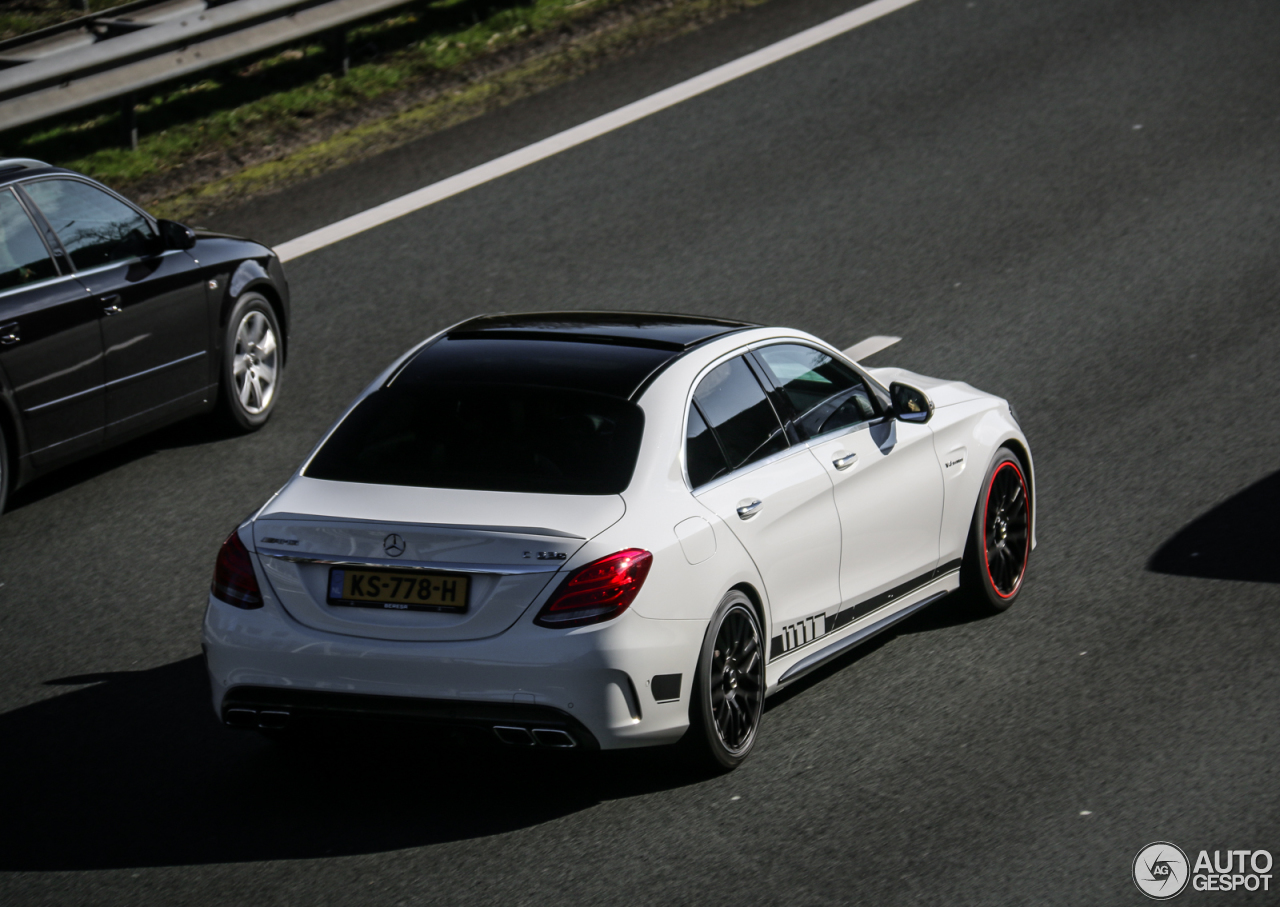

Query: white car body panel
[203,320,1036,751]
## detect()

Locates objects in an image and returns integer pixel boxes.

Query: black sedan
[0,158,289,513]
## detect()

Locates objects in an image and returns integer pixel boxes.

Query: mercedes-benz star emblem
[383,533,406,557]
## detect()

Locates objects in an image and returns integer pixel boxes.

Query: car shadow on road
[5,416,245,512]
[1148,469,1280,584]
[0,656,701,871]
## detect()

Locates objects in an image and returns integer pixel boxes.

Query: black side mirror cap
[157,219,197,251]
[889,382,934,424]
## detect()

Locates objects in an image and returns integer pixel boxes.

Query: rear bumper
[222,685,599,749]
[202,592,704,750]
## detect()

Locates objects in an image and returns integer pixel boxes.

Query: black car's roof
[447,311,757,352]
[0,159,65,187]
[396,312,759,401]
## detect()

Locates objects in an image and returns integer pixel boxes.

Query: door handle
[101,294,122,316]
[0,322,18,345]
[833,451,858,470]
[736,499,763,520]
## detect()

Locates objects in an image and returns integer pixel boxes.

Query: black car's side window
[755,343,878,440]
[688,356,787,486]
[0,190,58,291]
[22,178,157,272]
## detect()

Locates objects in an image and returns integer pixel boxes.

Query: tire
[682,590,766,772]
[0,418,8,515]
[959,449,1031,613]
[218,292,283,432]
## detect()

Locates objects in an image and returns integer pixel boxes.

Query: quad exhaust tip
[493,726,577,748]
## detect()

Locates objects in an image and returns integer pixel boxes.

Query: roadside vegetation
[0,0,118,42]
[1,0,767,223]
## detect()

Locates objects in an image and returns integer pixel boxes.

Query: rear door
[753,343,944,622]
[21,177,210,439]
[687,354,843,661]
[0,187,105,468]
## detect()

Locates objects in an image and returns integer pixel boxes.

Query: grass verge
[4,0,769,224]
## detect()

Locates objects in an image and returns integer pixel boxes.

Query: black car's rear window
[305,337,658,494]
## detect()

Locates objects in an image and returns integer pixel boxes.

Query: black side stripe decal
[769,559,963,660]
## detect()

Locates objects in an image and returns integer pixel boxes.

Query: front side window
[755,343,877,440]
[23,178,156,271]
[0,190,57,291]
[689,356,787,483]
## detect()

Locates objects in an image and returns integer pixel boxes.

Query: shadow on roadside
[1148,469,1280,584]
[0,656,699,871]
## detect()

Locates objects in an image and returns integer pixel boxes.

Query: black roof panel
[449,311,756,352]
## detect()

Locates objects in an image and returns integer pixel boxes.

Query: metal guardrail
[0,0,417,144]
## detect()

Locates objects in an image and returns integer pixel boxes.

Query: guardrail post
[332,29,349,77]
[121,93,138,150]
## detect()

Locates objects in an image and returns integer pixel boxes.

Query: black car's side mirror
[889,382,934,423]
[157,219,197,251]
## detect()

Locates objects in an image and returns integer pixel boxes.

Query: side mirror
[157,219,197,251]
[889,382,933,424]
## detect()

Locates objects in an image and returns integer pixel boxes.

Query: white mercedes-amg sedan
[203,312,1034,770]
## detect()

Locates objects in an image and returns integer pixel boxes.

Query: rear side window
[755,343,877,439]
[23,178,156,271]
[0,190,57,291]
[306,383,645,495]
[686,404,729,488]
[688,356,787,484]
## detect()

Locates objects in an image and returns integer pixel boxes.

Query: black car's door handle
[101,294,123,316]
[0,322,18,345]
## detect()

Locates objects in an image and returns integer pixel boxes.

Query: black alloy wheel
[684,591,765,771]
[961,449,1031,613]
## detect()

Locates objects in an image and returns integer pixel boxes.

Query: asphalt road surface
[2,0,1279,903]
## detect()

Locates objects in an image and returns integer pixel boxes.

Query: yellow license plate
[327,568,469,612]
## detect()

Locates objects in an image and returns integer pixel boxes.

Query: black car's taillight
[534,548,653,628]
[211,529,264,609]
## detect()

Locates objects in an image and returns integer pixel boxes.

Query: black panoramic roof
[447,311,757,352]
[396,312,757,401]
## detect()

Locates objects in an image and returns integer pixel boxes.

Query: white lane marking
[843,334,902,361]
[276,0,924,262]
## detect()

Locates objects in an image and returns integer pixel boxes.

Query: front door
[22,178,209,440]
[685,355,843,662]
[752,343,944,621]
[0,188,104,468]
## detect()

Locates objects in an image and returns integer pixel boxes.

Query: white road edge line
[275,0,923,262]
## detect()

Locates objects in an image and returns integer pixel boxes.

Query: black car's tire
[682,590,766,772]
[0,418,9,515]
[959,449,1031,614]
[218,292,283,432]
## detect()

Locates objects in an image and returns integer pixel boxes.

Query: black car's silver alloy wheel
[0,418,8,515]
[685,590,765,771]
[233,310,278,416]
[220,292,283,431]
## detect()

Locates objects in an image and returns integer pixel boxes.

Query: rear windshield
[305,382,645,495]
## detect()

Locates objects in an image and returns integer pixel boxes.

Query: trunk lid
[252,477,625,641]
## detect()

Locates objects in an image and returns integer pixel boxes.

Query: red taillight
[534,548,653,628]
[211,528,264,609]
